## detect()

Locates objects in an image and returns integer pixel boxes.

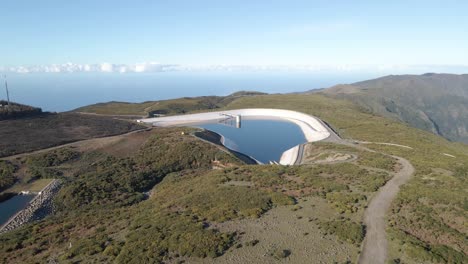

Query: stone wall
[0,179,61,234]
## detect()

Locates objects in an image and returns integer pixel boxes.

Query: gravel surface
[358,156,415,264]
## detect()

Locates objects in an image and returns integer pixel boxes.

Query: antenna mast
[3,75,10,107]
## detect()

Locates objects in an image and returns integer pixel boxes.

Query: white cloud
[100,63,114,72]
[0,62,179,74]
[133,63,146,73]
[119,66,127,73]
[2,62,468,74]
[16,66,30,73]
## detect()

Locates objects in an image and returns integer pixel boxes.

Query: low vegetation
[26,147,81,168]
[322,73,468,144]
[389,229,467,264]
[0,124,396,263]
[0,93,466,263]
[0,101,42,121]
[319,219,365,245]
[115,210,235,263]
[227,93,468,262]
[0,112,145,157]
[74,91,266,116]
[0,160,16,191]
[0,127,244,263]
[269,248,291,259]
[356,151,397,171]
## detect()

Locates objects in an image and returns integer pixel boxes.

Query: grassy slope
[0,123,400,263]
[322,73,468,143]
[73,92,266,116]
[0,127,246,263]
[0,93,466,263]
[76,97,222,116]
[225,94,468,263]
[75,97,225,116]
[74,101,158,116]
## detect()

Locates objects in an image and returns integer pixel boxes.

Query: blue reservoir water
[0,194,35,226]
[197,118,306,163]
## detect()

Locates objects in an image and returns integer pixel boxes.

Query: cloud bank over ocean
[2,62,468,74]
[0,62,179,74]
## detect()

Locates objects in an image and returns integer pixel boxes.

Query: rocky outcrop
[0,179,61,234]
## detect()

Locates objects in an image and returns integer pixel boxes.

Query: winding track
[358,156,414,264]
[305,120,415,264]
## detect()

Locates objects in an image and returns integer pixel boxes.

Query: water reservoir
[196,118,306,163]
[0,194,35,226]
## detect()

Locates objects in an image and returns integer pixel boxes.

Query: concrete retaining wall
[279,145,300,165]
[139,108,331,142]
[138,108,332,165]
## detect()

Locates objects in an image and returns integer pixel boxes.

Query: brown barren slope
[0,112,145,157]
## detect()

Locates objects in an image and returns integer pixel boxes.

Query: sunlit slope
[226,94,467,157]
[322,73,468,143]
[74,92,265,116]
[226,93,468,262]
[0,93,466,263]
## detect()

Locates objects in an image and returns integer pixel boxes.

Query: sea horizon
[3,71,389,112]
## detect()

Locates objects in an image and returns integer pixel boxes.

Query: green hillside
[73,91,266,117]
[227,94,468,262]
[0,94,466,263]
[321,73,468,143]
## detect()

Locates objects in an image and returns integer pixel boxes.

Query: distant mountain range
[320,73,468,143]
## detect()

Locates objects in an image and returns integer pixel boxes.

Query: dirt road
[358,156,415,264]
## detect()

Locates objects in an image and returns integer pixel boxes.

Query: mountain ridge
[322,73,468,143]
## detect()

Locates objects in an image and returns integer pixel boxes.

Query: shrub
[319,220,365,245]
[271,248,291,259]
[115,211,234,263]
[357,151,397,171]
[245,239,259,247]
[325,192,366,213]
[27,147,80,167]
[0,160,16,190]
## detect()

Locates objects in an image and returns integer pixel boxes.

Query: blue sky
[1,0,468,68]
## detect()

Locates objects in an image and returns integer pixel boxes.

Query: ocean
[3,71,378,112]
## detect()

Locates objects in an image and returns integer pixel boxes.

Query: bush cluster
[319,219,365,245]
[0,160,16,190]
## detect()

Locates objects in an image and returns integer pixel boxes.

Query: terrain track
[358,156,415,264]
[307,129,416,264]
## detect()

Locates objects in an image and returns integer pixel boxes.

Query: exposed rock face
[0,180,61,234]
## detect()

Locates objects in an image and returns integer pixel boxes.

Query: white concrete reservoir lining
[138,108,332,165]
